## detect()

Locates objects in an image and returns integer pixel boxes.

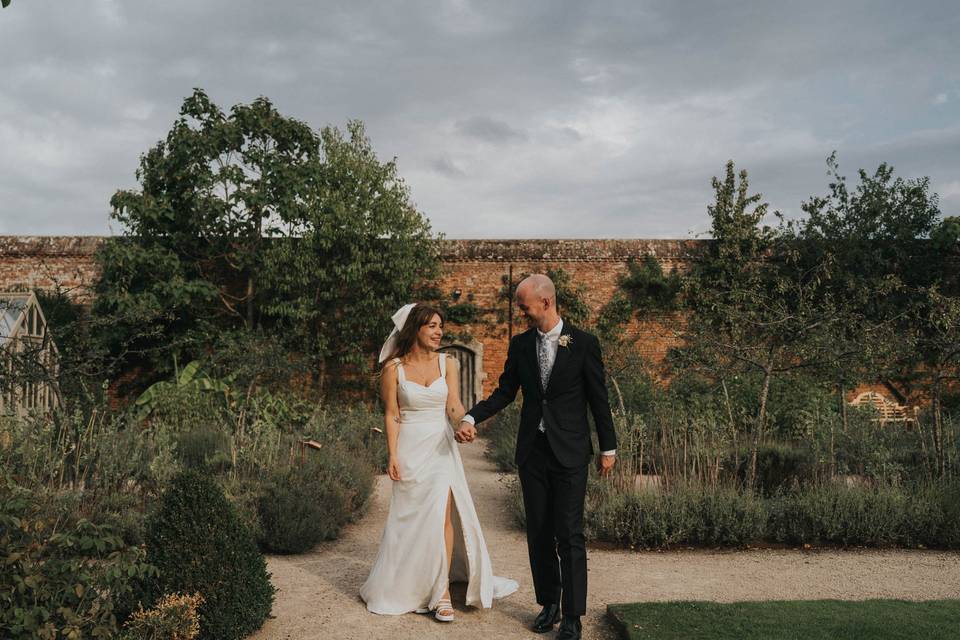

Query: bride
[360,303,518,621]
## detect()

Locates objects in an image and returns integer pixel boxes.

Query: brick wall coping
[0,236,105,257]
[440,239,709,261]
[1,235,710,262]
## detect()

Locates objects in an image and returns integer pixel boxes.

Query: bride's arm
[381,362,402,481]
[445,358,467,427]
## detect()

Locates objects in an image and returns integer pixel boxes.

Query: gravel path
[250,440,960,640]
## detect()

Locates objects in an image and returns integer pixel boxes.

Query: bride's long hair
[381,303,446,370]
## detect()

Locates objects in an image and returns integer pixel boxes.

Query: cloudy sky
[1,1,957,239]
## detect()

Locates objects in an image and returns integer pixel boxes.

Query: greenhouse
[0,291,59,416]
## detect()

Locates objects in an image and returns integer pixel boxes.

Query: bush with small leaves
[257,463,348,553]
[145,470,274,640]
[257,443,374,553]
[121,592,204,640]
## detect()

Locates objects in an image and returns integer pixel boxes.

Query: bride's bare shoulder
[381,358,401,378]
[443,354,459,372]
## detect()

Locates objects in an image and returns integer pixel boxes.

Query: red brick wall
[8,236,951,408]
[0,236,705,395]
[0,236,102,302]
[435,240,704,393]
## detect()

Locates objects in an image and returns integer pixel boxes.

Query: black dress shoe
[556,615,582,640]
[531,604,561,633]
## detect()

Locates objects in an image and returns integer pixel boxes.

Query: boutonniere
[558,334,573,348]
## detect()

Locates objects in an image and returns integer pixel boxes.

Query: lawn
[606,599,960,640]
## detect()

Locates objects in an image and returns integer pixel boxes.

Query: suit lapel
[524,330,543,393]
[544,322,573,396]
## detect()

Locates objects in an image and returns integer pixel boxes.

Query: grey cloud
[0,0,958,237]
[429,156,467,178]
[455,116,528,144]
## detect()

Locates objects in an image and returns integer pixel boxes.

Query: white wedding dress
[360,354,518,614]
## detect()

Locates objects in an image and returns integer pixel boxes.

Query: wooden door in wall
[439,344,477,409]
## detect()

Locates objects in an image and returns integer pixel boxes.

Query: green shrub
[508,476,526,530]
[176,426,232,473]
[85,491,148,547]
[727,443,816,496]
[221,475,265,544]
[936,481,960,548]
[767,481,960,548]
[257,465,344,553]
[257,443,374,553]
[482,400,521,472]
[576,478,960,551]
[304,403,386,472]
[145,470,274,640]
[585,481,766,548]
[834,410,910,482]
[318,443,376,517]
[121,592,204,640]
[0,475,158,640]
[769,483,904,546]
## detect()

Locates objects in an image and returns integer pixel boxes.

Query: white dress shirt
[462,318,615,457]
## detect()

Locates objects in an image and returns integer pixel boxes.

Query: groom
[457,274,617,640]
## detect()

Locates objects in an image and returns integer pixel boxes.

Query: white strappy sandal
[434,597,455,622]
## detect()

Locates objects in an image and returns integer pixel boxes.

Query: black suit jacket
[467,323,617,468]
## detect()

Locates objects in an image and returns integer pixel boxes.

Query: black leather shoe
[531,604,561,633]
[556,615,582,640]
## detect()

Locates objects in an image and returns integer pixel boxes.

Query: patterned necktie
[537,332,552,391]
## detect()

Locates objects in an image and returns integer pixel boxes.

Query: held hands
[596,453,616,477]
[454,421,477,443]
[388,456,401,481]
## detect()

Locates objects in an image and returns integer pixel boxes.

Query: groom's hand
[597,453,616,477]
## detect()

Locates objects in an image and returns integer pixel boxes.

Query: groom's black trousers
[518,429,589,617]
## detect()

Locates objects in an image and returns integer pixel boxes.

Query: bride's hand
[388,457,401,481]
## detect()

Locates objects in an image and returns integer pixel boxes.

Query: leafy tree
[791,153,941,340]
[912,216,960,476]
[672,161,855,487]
[787,155,949,474]
[96,89,320,384]
[259,120,439,386]
[911,285,960,476]
[95,90,438,392]
[931,215,960,253]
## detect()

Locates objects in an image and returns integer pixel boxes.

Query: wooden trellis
[849,390,918,426]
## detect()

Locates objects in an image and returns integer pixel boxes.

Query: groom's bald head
[515,274,559,331]
[517,274,556,303]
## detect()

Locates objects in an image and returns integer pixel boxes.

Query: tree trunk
[247,209,263,330]
[317,357,327,397]
[749,365,773,490]
[933,371,945,478]
[915,411,933,480]
[721,377,739,486]
[839,380,848,434]
[829,410,836,480]
[246,274,255,329]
